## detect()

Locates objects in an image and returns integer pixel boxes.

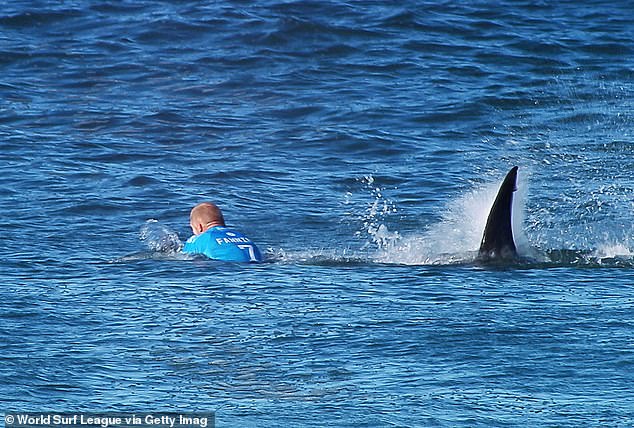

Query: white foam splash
[593,242,634,259]
[371,170,531,265]
[139,219,183,254]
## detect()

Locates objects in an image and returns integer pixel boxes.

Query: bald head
[189,202,226,235]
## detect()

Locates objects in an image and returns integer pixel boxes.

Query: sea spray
[352,174,399,248]
[358,175,398,241]
[266,174,400,265]
[372,169,532,265]
[140,219,183,254]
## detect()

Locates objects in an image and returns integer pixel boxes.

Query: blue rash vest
[182,226,262,262]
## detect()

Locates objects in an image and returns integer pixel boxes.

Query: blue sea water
[2,1,634,426]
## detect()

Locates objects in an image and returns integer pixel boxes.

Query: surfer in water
[182,202,262,263]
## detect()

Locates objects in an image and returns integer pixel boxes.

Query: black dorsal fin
[478,166,518,261]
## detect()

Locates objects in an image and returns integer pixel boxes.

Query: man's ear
[195,222,204,234]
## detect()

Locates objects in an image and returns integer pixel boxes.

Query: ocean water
[2,1,634,426]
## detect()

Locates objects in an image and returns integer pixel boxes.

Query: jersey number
[238,245,258,262]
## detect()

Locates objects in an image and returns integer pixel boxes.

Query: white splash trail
[371,170,531,265]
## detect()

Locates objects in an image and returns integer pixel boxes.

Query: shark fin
[478,166,519,261]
